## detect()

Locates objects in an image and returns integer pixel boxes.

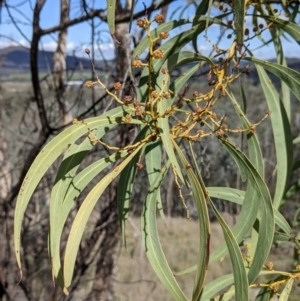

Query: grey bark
[87,1,133,300]
[53,0,73,124]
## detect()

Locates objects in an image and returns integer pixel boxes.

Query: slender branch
[31,1,50,129]
[225,0,299,3]
[0,34,29,48]
[4,1,31,43]
[6,0,52,207]
[39,0,175,36]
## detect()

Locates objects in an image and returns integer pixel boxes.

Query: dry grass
[114,216,299,301]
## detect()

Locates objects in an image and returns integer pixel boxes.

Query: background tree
[0,0,175,300]
[1,0,300,300]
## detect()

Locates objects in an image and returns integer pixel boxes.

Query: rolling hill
[0,46,113,80]
[1,45,299,83]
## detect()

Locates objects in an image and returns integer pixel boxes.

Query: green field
[0,71,102,82]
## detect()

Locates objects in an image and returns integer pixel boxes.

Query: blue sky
[1,0,299,60]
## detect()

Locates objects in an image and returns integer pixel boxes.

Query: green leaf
[54,149,130,291]
[14,106,142,277]
[207,187,290,235]
[199,274,234,301]
[199,270,291,301]
[145,140,165,220]
[227,87,264,275]
[229,86,273,278]
[167,51,214,72]
[156,67,184,184]
[292,204,300,227]
[239,81,247,113]
[137,15,228,102]
[208,198,249,301]
[167,51,214,103]
[255,286,272,301]
[273,232,293,243]
[252,7,267,45]
[133,14,228,69]
[208,89,264,269]
[271,29,291,120]
[141,161,189,301]
[174,265,199,276]
[293,135,300,144]
[63,142,145,288]
[49,142,92,292]
[117,126,149,245]
[200,110,252,298]
[132,19,191,67]
[256,14,300,44]
[279,278,294,301]
[178,3,190,20]
[292,160,300,172]
[200,0,214,34]
[192,0,211,52]
[284,179,300,200]
[107,0,116,35]
[156,52,213,185]
[227,88,263,174]
[208,187,244,204]
[173,141,210,300]
[14,107,138,270]
[128,0,135,32]
[234,0,246,46]
[256,65,293,209]
[243,57,300,101]
[49,112,130,291]
[211,132,274,284]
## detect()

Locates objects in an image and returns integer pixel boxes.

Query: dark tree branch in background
[53,0,72,125]
[39,0,175,36]
[0,0,175,299]
[249,0,299,2]
[0,34,29,48]
[3,0,298,299]
[6,0,52,206]
[0,0,3,22]
[224,0,300,3]
[4,1,31,43]
[5,0,173,209]
[31,0,49,131]
[35,0,299,37]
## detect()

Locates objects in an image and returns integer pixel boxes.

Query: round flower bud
[162,92,170,99]
[151,90,159,98]
[133,59,143,68]
[154,14,165,24]
[114,82,122,90]
[153,49,164,59]
[159,31,169,39]
[136,19,145,28]
[161,67,169,74]
[124,95,132,104]
[85,81,93,88]
[135,106,144,116]
[124,114,132,123]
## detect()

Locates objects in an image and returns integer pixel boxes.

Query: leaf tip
[17,268,23,285]
[111,33,120,44]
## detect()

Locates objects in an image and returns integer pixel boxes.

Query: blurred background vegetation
[1,0,300,300]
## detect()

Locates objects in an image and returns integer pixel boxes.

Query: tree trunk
[0,82,31,301]
[87,1,133,300]
[53,0,72,124]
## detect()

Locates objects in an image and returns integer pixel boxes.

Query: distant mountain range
[0,46,113,77]
[1,46,300,82]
